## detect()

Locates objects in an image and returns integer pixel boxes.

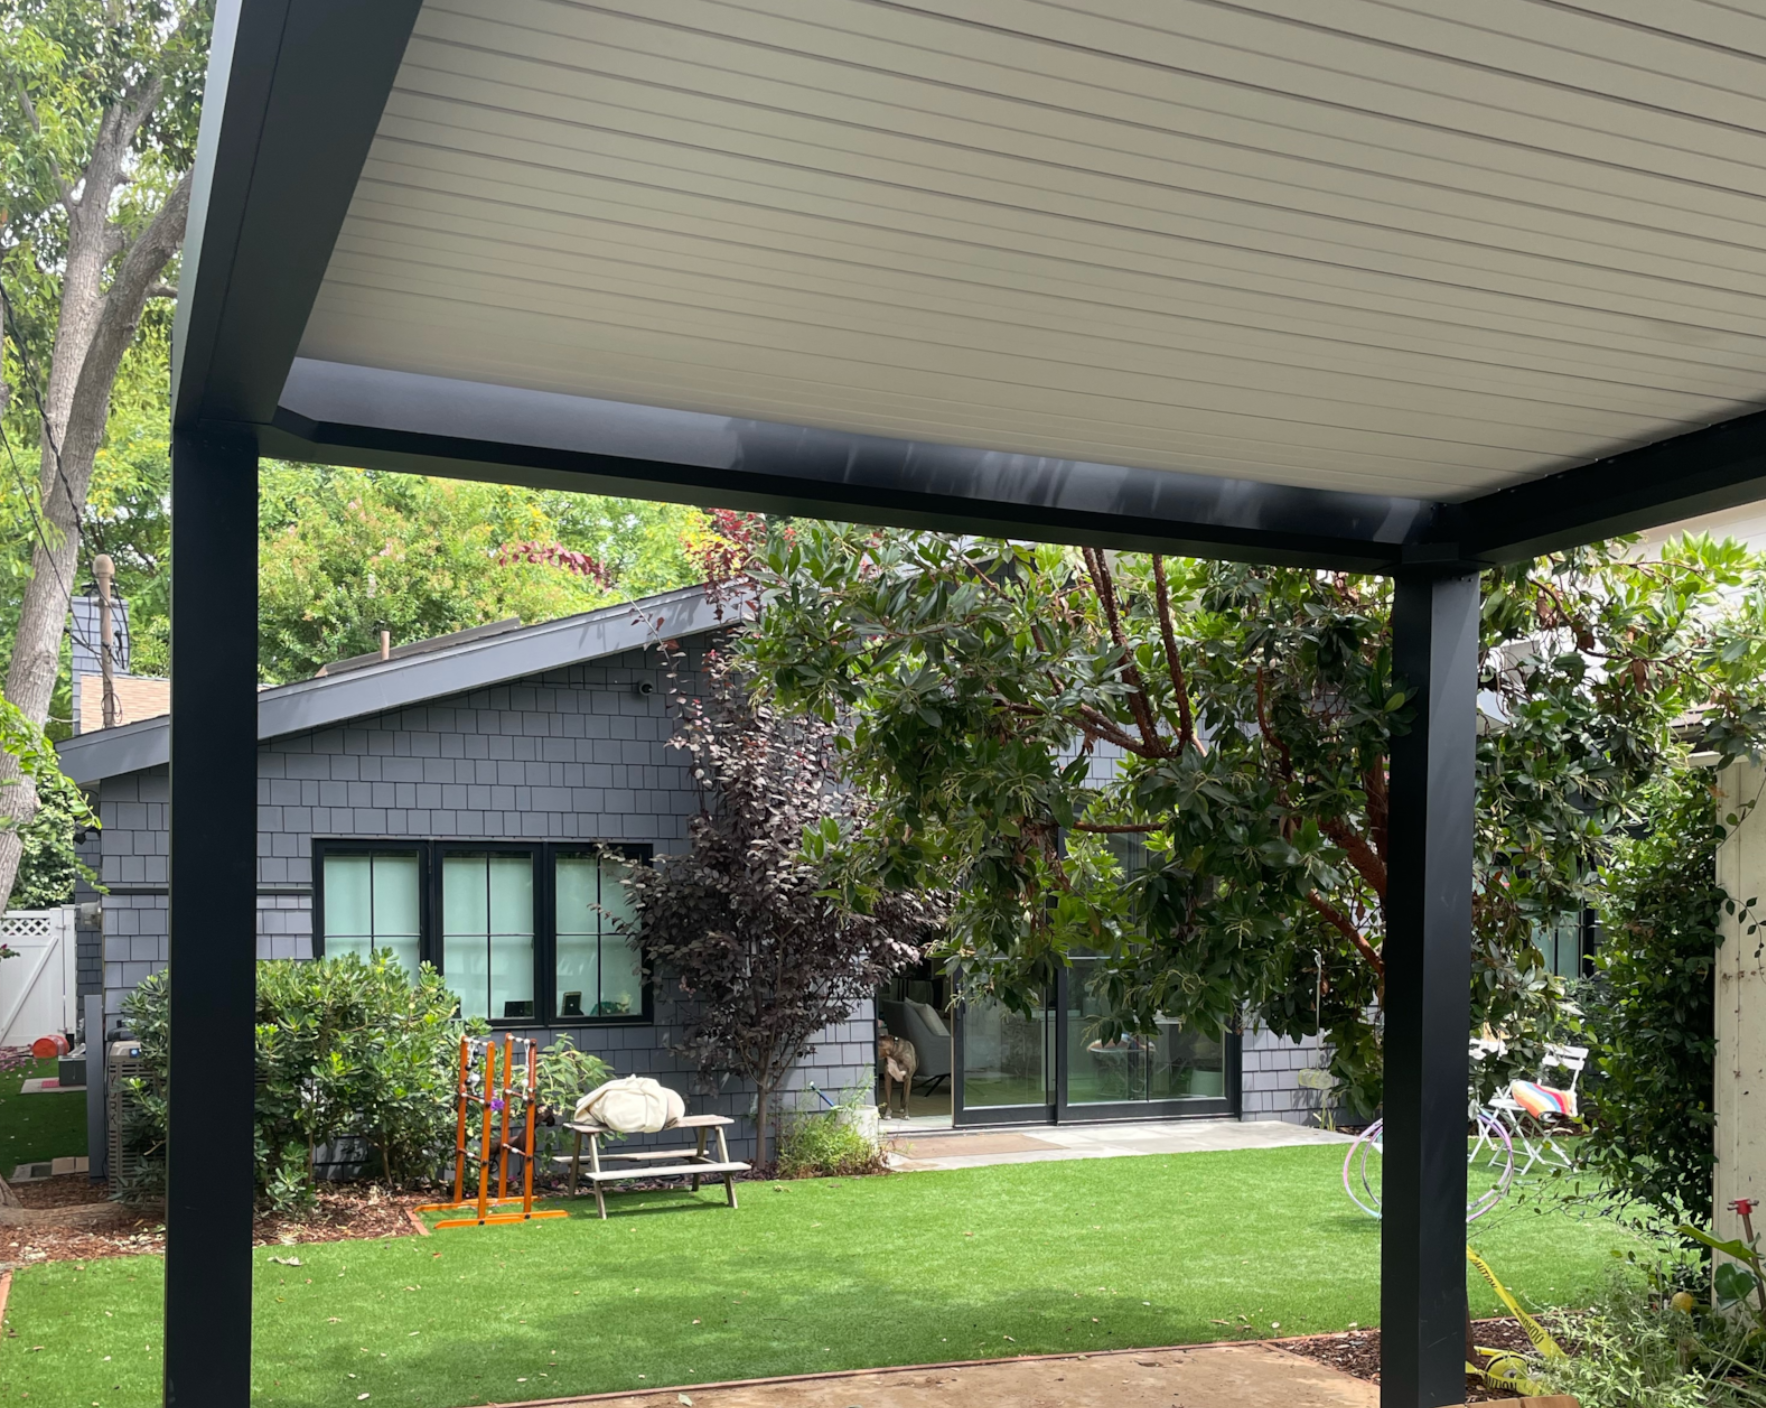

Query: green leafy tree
[747,527,1766,1107]
[1579,771,1730,1228]
[256,466,711,682]
[0,692,96,908]
[0,0,209,908]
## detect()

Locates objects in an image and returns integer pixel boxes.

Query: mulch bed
[1,1177,441,1267]
[1276,1317,1541,1401]
[0,1164,821,1267]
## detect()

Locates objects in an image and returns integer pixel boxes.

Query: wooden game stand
[417,1035,568,1229]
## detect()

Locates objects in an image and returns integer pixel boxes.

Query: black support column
[164,427,258,1407]
[1382,569,1480,1408]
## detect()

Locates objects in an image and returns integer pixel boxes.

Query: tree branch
[1076,703,1154,756]
[10,73,77,214]
[1150,555,1196,751]
[1306,891,1385,978]
[1083,547,1166,757]
[1321,817,1388,900]
[144,282,178,300]
[1254,668,1295,780]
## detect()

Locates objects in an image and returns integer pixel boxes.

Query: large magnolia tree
[0,0,209,907]
[746,527,1766,1108]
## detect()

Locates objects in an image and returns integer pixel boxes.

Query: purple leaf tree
[614,646,942,1166]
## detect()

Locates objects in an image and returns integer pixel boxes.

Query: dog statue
[878,1032,918,1118]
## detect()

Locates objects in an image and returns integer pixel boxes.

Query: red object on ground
[30,1033,69,1060]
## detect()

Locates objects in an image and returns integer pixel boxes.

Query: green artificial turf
[0,1144,1632,1407]
[0,1056,86,1170]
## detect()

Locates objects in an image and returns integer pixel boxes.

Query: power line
[0,274,106,660]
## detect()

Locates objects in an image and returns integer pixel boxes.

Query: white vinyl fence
[0,906,77,1048]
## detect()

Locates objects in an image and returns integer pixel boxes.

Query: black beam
[171,0,421,428]
[164,428,259,1407]
[1464,407,1766,563]
[261,360,1446,573]
[1382,569,1479,1408]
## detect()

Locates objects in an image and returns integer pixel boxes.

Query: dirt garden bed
[1275,1317,1541,1401]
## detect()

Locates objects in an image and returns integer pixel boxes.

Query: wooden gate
[0,907,77,1048]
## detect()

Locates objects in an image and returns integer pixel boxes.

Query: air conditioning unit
[106,1040,148,1190]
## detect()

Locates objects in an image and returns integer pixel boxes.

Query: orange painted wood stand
[416,1035,567,1229]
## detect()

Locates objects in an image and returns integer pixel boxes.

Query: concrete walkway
[884,1117,1353,1171]
[532,1344,1376,1407]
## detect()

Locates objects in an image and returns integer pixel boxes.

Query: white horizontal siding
[298,0,1766,499]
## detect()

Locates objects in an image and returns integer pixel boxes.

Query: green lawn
[0,1145,1631,1408]
[0,1056,86,1170]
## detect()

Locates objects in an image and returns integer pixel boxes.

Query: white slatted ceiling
[297,0,1766,499]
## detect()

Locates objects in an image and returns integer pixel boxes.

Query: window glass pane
[445,933,490,1021]
[372,855,421,946]
[598,865,636,932]
[443,856,489,1020]
[555,856,598,1019]
[491,933,535,1020]
[555,854,641,1020]
[488,855,534,936]
[378,936,421,977]
[555,856,598,936]
[324,852,420,974]
[325,934,374,964]
[1147,1020,1226,1100]
[323,855,372,941]
[961,993,1048,1108]
[598,934,642,1017]
[1066,963,1148,1105]
[443,855,488,937]
[443,853,534,1021]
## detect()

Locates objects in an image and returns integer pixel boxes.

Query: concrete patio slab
[525,1344,1377,1408]
[886,1118,1353,1172]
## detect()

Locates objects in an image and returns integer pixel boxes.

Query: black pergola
[165,4,1766,1405]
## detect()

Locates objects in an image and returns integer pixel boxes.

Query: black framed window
[553,850,643,1020]
[313,839,650,1026]
[440,847,538,1022]
[315,846,424,976]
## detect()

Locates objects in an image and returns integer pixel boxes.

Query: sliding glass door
[947,963,1238,1126]
[1056,958,1235,1121]
[952,991,1054,1126]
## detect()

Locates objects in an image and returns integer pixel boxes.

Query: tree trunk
[754,1079,773,1170]
[0,155,192,912]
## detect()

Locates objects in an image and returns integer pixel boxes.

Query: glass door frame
[951,980,1056,1127]
[1052,966,1241,1123]
[950,966,1242,1126]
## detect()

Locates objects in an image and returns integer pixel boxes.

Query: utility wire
[0,272,106,659]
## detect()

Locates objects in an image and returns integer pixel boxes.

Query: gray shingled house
[57,585,1324,1160]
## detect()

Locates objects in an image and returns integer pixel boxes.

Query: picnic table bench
[555,1113,748,1219]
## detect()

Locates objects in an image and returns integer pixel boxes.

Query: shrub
[1542,1265,1765,1408]
[533,1033,612,1159]
[121,953,479,1208]
[775,1095,888,1179]
[1579,771,1727,1230]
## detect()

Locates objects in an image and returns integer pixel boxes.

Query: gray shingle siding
[85,635,1331,1147]
[86,639,871,1162]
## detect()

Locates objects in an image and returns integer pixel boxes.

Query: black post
[1382,569,1479,1408]
[164,427,258,1407]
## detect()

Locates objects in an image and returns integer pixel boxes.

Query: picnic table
[555,1113,749,1219]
